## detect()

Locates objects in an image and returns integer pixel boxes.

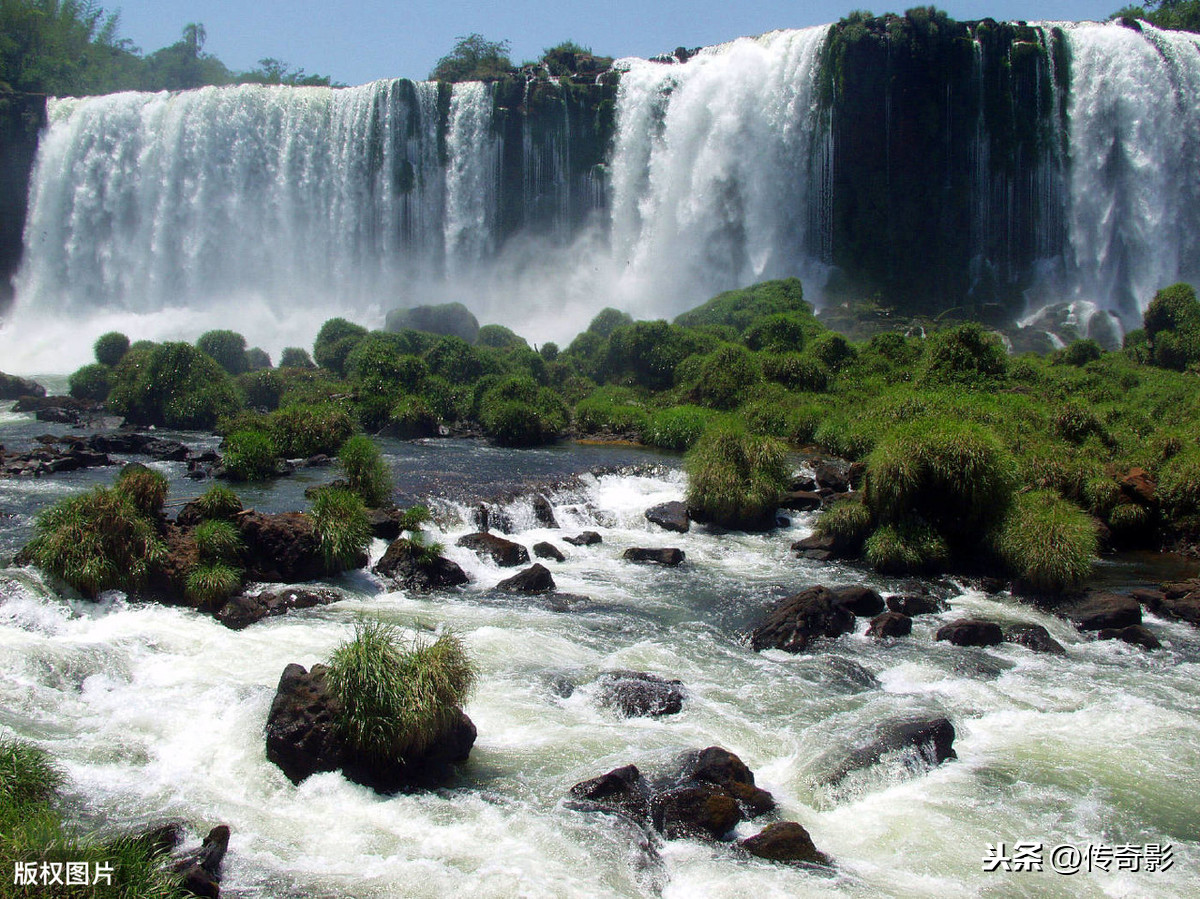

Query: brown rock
[1098,624,1161,650]
[456,532,530,567]
[867,611,912,639]
[1064,592,1142,631]
[740,822,831,865]
[750,586,856,653]
[935,619,1004,647]
[651,785,742,840]
[1120,468,1157,506]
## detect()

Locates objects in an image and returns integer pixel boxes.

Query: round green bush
[115,463,169,516]
[1143,282,1200,342]
[197,330,249,375]
[1108,502,1152,538]
[994,489,1096,593]
[1159,447,1200,516]
[476,324,527,349]
[865,519,950,575]
[68,363,112,401]
[239,370,284,411]
[271,403,356,458]
[194,519,244,563]
[222,429,279,481]
[814,499,873,553]
[865,419,1014,539]
[314,318,368,373]
[478,377,568,447]
[684,426,789,529]
[244,347,272,370]
[387,396,440,438]
[327,620,475,761]
[185,561,242,608]
[310,487,371,572]
[107,342,242,430]
[1052,403,1107,445]
[921,323,1008,387]
[539,341,559,362]
[280,347,316,369]
[741,313,809,353]
[338,435,394,507]
[693,345,761,410]
[26,487,165,598]
[806,333,855,371]
[761,353,829,391]
[1058,339,1104,367]
[93,331,131,367]
[640,405,719,451]
[191,485,243,521]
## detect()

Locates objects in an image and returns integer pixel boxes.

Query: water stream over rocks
[1,409,1198,897]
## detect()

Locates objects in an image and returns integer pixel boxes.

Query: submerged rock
[595,670,685,718]
[568,764,653,824]
[265,662,475,792]
[866,611,912,639]
[1098,624,1161,650]
[935,619,1003,647]
[564,531,602,546]
[456,532,530,567]
[496,563,555,594]
[216,588,340,630]
[645,501,690,533]
[531,493,559,528]
[1004,623,1066,654]
[1063,591,1142,631]
[825,718,957,786]
[623,547,685,566]
[740,822,831,865]
[532,541,566,562]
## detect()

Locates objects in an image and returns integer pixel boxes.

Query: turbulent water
[7,20,1200,371]
[1,409,1198,897]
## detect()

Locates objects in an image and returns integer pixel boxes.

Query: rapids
[1,410,1197,897]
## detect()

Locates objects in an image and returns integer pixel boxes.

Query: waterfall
[1059,20,1200,326]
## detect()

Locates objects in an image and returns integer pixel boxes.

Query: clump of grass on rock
[311,487,371,572]
[685,426,789,530]
[994,489,1097,593]
[338,435,394,507]
[328,620,475,762]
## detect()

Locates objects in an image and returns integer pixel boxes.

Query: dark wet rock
[1098,624,1161,650]
[867,611,912,639]
[1004,623,1066,654]
[564,531,602,546]
[173,824,229,899]
[141,438,189,461]
[373,540,469,591]
[1119,467,1157,506]
[0,372,46,399]
[812,460,851,493]
[365,507,404,540]
[935,619,1004,647]
[533,541,566,562]
[595,670,685,718]
[886,594,945,616]
[471,503,514,534]
[750,586,856,653]
[788,474,817,492]
[672,746,775,818]
[531,493,559,528]
[496,563,555,594]
[832,585,884,617]
[791,533,836,562]
[265,662,475,792]
[1063,591,1142,631]
[1146,581,1200,627]
[457,532,530,567]
[827,718,957,785]
[645,501,690,533]
[780,491,823,512]
[651,785,742,840]
[176,494,244,528]
[216,588,341,630]
[237,511,343,582]
[792,656,880,693]
[568,764,653,824]
[623,547,685,566]
[739,822,831,865]
[542,671,576,698]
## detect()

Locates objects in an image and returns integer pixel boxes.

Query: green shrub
[1058,339,1104,367]
[994,490,1096,592]
[478,377,568,447]
[338,435,394,507]
[813,414,877,460]
[194,519,243,563]
[115,463,169,516]
[222,429,279,481]
[1151,328,1200,371]
[640,405,719,451]
[185,561,242,608]
[674,277,811,332]
[1159,447,1200,516]
[191,485,243,521]
[93,331,131,367]
[107,342,242,429]
[26,487,165,598]
[196,329,249,375]
[921,323,1008,387]
[684,426,789,529]
[815,498,873,553]
[425,336,494,384]
[476,324,527,349]
[245,347,272,370]
[271,403,356,457]
[866,419,1014,539]
[1082,476,1121,516]
[574,389,649,435]
[539,341,559,361]
[693,344,761,410]
[1108,502,1152,538]
[585,307,633,338]
[239,369,284,411]
[314,318,369,373]
[806,332,855,371]
[761,353,829,391]
[0,737,62,809]
[1052,403,1107,445]
[68,363,112,401]
[740,396,822,443]
[1143,282,1200,342]
[327,620,474,762]
[742,313,810,353]
[865,519,950,574]
[387,396,440,438]
[311,487,371,572]
[280,346,316,369]
[603,320,705,390]
[420,375,468,422]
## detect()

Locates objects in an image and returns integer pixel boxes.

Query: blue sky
[110,1,1124,86]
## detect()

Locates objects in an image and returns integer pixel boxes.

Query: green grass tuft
[864,519,949,574]
[115,464,170,516]
[222,429,279,481]
[327,620,475,762]
[184,561,242,608]
[193,520,243,563]
[311,488,371,572]
[684,426,789,529]
[994,489,1097,593]
[338,435,394,508]
[192,485,243,521]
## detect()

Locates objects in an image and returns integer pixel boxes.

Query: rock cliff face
[0,92,46,312]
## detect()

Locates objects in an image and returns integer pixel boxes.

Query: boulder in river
[1139,582,1200,627]
[496,563,555,594]
[564,531,602,546]
[595,670,685,718]
[832,585,884,617]
[238,511,335,582]
[623,547,685,566]
[531,493,559,528]
[651,785,742,840]
[1003,623,1066,654]
[671,746,776,818]
[1062,591,1142,631]
[172,824,230,899]
[645,501,690,533]
[456,532,530,567]
[216,588,341,630]
[373,539,469,591]
[0,371,46,399]
[886,593,945,616]
[568,764,653,823]
[866,611,912,639]
[1098,624,1161,650]
[739,822,831,865]
[750,586,857,653]
[825,717,957,786]
[935,619,1004,647]
[532,541,566,562]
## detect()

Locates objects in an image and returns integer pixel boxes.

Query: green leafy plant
[115,463,170,516]
[194,519,243,563]
[93,331,131,367]
[338,435,394,507]
[222,429,279,481]
[68,362,112,401]
[864,518,950,574]
[271,403,356,458]
[311,487,371,572]
[327,620,475,761]
[994,489,1097,593]
[191,485,243,521]
[685,426,789,529]
[185,561,242,608]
